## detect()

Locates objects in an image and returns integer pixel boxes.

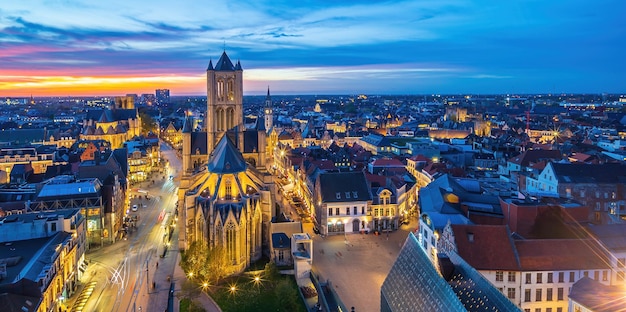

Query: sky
[0,0,624,96]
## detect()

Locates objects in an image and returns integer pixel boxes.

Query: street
[68,143,181,312]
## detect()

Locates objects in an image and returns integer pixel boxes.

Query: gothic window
[225,221,237,265]
[225,179,232,200]
[217,79,225,101]
[227,79,234,101]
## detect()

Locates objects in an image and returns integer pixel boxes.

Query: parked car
[132,205,138,212]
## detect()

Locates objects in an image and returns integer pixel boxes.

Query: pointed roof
[207,135,247,174]
[214,51,235,71]
[182,115,193,133]
[207,59,214,71]
[235,60,242,70]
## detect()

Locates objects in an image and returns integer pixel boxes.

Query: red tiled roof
[515,239,610,271]
[451,224,519,271]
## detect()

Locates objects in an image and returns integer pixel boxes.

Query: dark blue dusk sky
[0,0,624,96]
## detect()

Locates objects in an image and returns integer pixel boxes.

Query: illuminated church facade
[178,52,275,274]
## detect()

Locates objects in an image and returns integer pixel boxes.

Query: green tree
[139,111,157,135]
[274,278,298,312]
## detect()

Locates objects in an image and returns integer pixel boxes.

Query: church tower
[206,51,244,156]
[264,87,273,131]
[181,114,192,175]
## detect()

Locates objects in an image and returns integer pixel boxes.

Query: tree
[274,278,298,311]
[139,111,157,135]
[180,241,228,286]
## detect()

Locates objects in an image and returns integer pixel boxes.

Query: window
[547,272,553,283]
[507,288,515,300]
[557,287,564,300]
[558,272,564,283]
[336,208,340,216]
[569,272,575,282]
[353,206,357,215]
[547,288,553,301]
[329,208,333,216]
[602,271,608,281]
[345,192,351,199]
[524,310,530,312]
[535,309,541,312]
[508,271,516,282]
[51,222,57,232]
[536,289,542,301]
[557,308,562,312]
[336,192,341,199]
[546,309,552,312]
[278,250,284,261]
[525,273,531,284]
[346,207,351,215]
[617,271,624,281]
[496,271,504,282]
[537,273,542,283]
[583,271,589,278]
[224,179,232,200]
[361,206,365,214]
[524,289,531,302]
[594,271,599,281]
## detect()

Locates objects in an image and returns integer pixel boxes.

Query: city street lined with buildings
[66,144,183,312]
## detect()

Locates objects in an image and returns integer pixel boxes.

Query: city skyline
[1,0,624,97]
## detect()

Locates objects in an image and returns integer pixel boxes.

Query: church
[178,51,275,274]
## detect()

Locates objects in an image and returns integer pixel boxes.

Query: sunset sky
[0,0,624,96]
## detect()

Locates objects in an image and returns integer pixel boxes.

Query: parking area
[309,218,419,312]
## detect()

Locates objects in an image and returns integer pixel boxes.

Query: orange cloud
[0,73,205,97]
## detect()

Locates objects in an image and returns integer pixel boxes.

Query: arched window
[227,79,234,101]
[217,79,225,101]
[225,179,232,200]
[225,221,237,264]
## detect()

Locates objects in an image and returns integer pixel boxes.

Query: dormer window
[353,191,358,198]
[345,192,350,199]
[336,192,341,200]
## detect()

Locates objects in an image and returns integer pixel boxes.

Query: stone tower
[264,87,273,131]
[206,51,244,156]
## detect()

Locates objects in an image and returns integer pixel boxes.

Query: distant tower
[206,51,244,156]
[264,87,273,131]
[182,114,192,175]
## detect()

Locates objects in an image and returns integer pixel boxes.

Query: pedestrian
[156,262,158,268]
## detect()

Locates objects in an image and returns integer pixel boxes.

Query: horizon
[1,1,624,97]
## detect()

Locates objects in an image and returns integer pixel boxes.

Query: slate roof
[450,225,519,271]
[587,224,626,252]
[207,135,247,174]
[318,171,371,203]
[0,129,46,145]
[569,277,626,312]
[550,162,626,183]
[515,239,611,271]
[182,116,193,133]
[271,233,290,249]
[381,233,466,312]
[243,130,259,153]
[213,51,235,71]
[190,132,207,155]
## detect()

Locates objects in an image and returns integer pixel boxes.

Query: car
[132,205,138,212]
[142,204,147,208]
